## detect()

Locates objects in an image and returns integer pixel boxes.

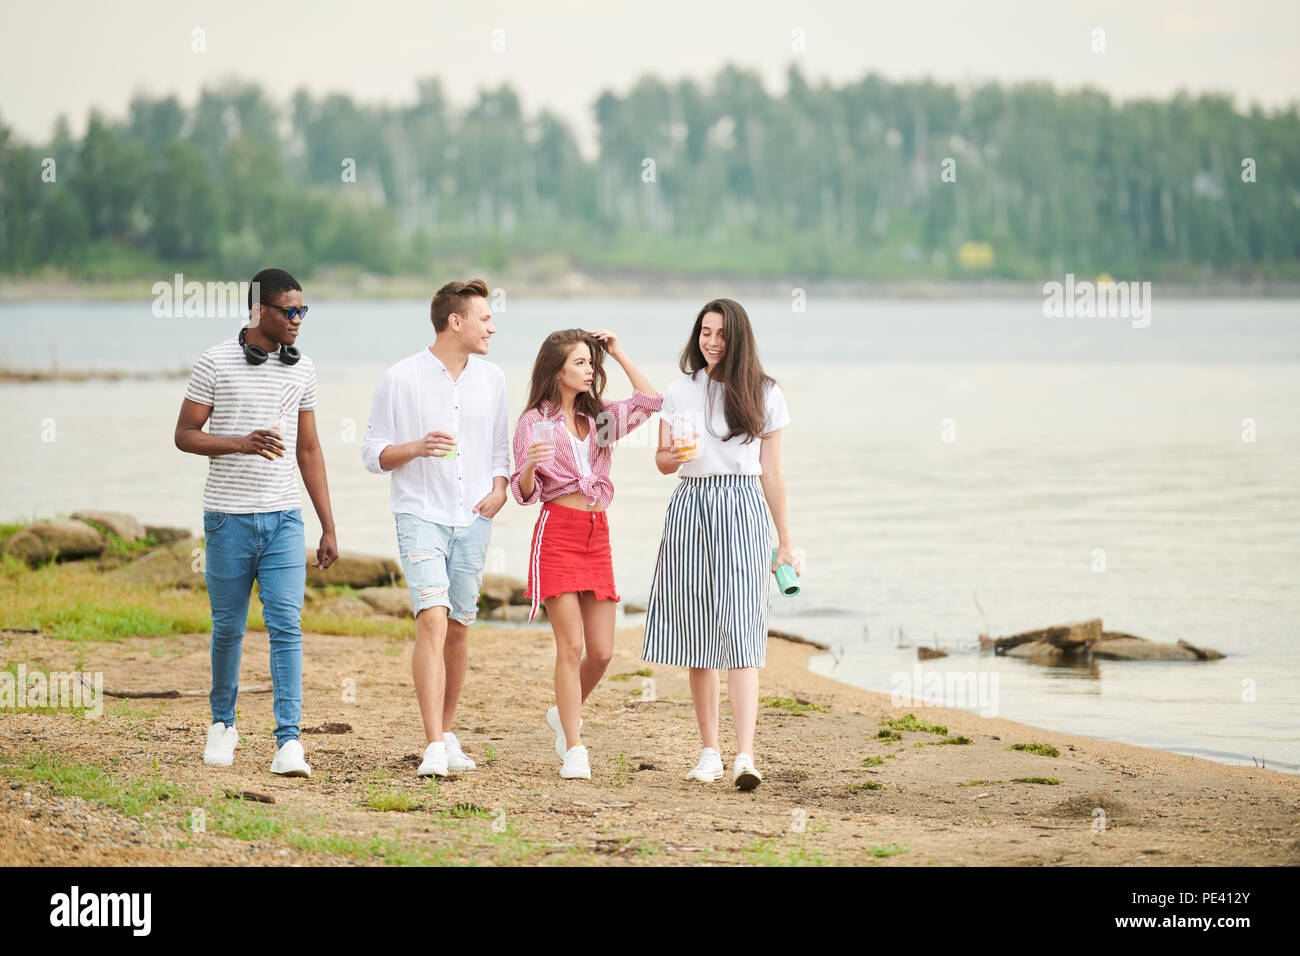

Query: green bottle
[771,548,800,596]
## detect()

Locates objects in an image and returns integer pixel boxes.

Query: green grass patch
[860,756,884,767]
[918,735,973,747]
[3,746,550,866]
[1006,742,1060,758]
[0,559,413,641]
[847,781,884,791]
[880,713,948,735]
[3,748,186,816]
[609,668,653,681]
[760,696,830,715]
[876,729,902,742]
[0,520,31,549]
[607,752,633,786]
[742,839,826,867]
[79,519,158,556]
[364,783,422,812]
[1012,777,1060,785]
[869,843,909,858]
[320,584,360,598]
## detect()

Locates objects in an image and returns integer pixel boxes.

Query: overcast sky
[2,0,1297,151]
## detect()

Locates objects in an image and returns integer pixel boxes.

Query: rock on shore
[3,519,107,566]
[992,618,1223,662]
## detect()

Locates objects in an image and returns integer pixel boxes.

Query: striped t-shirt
[184,336,318,513]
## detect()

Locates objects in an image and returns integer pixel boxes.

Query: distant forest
[1,65,1297,282]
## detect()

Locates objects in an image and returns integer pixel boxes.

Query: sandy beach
[2,622,1296,867]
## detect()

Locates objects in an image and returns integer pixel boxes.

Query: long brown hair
[524,329,608,425]
[680,298,774,443]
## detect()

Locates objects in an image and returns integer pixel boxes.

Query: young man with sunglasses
[175,267,339,777]
[362,278,509,777]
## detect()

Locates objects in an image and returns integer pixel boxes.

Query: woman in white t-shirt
[641,297,797,791]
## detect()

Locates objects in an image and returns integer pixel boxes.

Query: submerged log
[1090,638,1197,660]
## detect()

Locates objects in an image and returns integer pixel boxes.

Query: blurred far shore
[4,266,1300,304]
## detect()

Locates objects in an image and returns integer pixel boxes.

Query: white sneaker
[417,741,449,778]
[203,722,238,766]
[269,739,311,777]
[685,747,724,782]
[444,731,476,771]
[546,706,582,758]
[560,745,591,780]
[733,752,762,791]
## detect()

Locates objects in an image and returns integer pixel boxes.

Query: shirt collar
[424,349,474,380]
[537,399,590,425]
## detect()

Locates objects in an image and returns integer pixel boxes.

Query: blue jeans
[203,509,305,746]
[395,514,492,622]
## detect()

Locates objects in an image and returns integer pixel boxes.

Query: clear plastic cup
[532,420,556,445]
[438,425,458,461]
[670,413,697,461]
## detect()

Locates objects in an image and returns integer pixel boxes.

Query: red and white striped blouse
[510,390,663,509]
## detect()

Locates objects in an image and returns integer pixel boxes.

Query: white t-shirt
[660,372,790,477]
[184,337,317,513]
[569,430,592,477]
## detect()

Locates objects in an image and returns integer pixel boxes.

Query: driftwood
[987,623,1224,662]
[917,646,948,660]
[767,628,830,651]
[1177,639,1226,661]
[224,789,276,804]
[82,674,273,699]
[994,619,1102,655]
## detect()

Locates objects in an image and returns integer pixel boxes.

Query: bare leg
[547,593,585,749]
[412,606,448,744]
[442,619,469,731]
[689,667,721,752]
[577,591,616,702]
[727,666,760,756]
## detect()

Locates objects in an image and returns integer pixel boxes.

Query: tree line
[1,64,1296,282]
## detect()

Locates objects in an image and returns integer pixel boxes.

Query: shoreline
[4,272,1300,303]
[788,640,1294,776]
[794,644,1296,777]
[1,623,1295,866]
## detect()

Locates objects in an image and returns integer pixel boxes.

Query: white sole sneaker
[446,751,476,771]
[417,742,449,778]
[560,745,591,780]
[685,749,725,782]
[203,723,238,766]
[686,764,725,782]
[733,758,761,792]
[269,739,311,777]
[546,706,582,758]
[444,732,476,771]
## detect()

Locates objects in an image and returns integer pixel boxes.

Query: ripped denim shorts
[394,513,492,623]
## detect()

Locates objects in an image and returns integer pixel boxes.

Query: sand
[1,624,1297,866]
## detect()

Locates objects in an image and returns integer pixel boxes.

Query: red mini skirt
[527,501,620,620]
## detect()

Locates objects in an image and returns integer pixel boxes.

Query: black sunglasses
[262,302,309,322]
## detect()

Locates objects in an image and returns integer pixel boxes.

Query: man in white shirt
[361,278,509,777]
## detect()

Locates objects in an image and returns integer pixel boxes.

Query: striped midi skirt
[641,474,772,669]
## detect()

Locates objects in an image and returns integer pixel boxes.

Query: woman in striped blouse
[510,328,661,780]
[641,298,796,791]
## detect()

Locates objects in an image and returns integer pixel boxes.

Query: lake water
[2,296,1298,772]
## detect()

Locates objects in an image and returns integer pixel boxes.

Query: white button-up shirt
[362,349,510,527]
